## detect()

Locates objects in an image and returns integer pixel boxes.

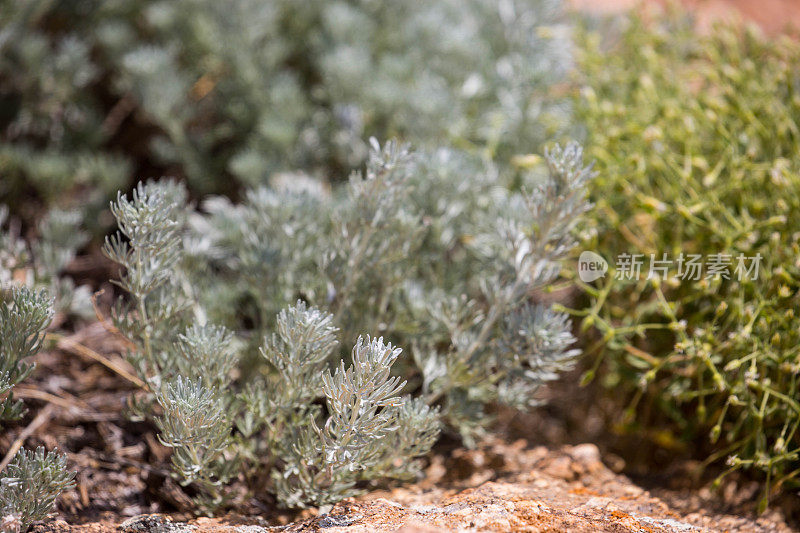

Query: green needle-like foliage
[576,10,800,508]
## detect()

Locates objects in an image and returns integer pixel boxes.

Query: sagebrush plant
[575,11,800,508]
[0,207,92,319]
[1,0,571,221]
[105,138,592,510]
[0,287,75,531]
[0,447,75,532]
[0,286,52,422]
[155,376,237,510]
[0,0,130,230]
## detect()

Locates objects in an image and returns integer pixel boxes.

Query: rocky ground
[32,440,791,532]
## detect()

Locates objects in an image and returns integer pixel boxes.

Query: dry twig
[47,331,145,389]
[0,404,56,471]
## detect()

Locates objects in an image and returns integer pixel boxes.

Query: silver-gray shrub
[2,0,572,204]
[0,447,75,532]
[0,286,52,422]
[105,139,592,510]
[155,376,237,512]
[0,288,75,531]
[0,1,131,227]
[103,181,195,396]
[0,214,89,529]
[0,207,91,319]
[112,0,572,188]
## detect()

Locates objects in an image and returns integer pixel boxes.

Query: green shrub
[575,11,800,508]
[104,139,591,510]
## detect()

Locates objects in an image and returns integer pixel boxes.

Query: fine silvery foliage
[317,336,405,470]
[315,0,572,165]
[2,0,572,210]
[269,334,436,508]
[106,138,590,510]
[0,1,130,228]
[111,0,572,187]
[0,447,75,532]
[155,377,237,511]
[0,286,53,422]
[398,143,591,441]
[102,181,194,393]
[259,302,339,408]
[173,325,237,392]
[103,180,243,509]
[192,140,591,442]
[0,288,74,531]
[0,207,91,319]
[496,304,580,408]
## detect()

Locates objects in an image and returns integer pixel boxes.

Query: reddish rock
[32,441,793,533]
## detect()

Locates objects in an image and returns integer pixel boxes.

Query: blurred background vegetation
[0,0,572,233]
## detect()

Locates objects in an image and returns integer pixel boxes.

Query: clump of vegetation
[0,0,132,233]
[0,447,75,532]
[104,138,591,510]
[0,287,75,531]
[575,10,800,508]
[0,207,91,320]
[1,0,572,225]
[0,286,53,422]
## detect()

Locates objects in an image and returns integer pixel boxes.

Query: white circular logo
[578,251,608,282]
